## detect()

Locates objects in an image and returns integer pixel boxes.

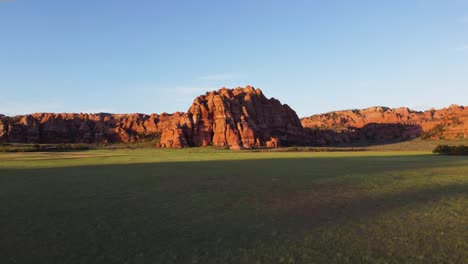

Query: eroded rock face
[0,86,305,148]
[301,105,468,144]
[0,113,167,144]
[158,86,305,148]
[1,87,467,148]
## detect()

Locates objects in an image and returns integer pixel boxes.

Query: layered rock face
[0,113,174,144]
[0,86,305,148]
[301,105,468,145]
[1,86,467,148]
[158,86,305,149]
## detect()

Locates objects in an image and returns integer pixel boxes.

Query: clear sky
[1,0,467,117]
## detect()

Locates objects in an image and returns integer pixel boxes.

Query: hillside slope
[1,87,467,148]
[301,105,468,145]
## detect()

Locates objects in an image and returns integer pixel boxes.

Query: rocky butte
[0,86,305,149]
[0,86,467,148]
[157,86,305,149]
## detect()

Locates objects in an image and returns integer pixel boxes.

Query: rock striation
[157,86,305,148]
[301,105,468,145]
[1,86,467,148]
[0,112,174,144]
[0,86,305,148]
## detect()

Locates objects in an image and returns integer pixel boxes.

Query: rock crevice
[158,86,305,148]
[1,87,467,148]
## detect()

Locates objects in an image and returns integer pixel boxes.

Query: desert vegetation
[433,144,468,155]
[0,143,94,152]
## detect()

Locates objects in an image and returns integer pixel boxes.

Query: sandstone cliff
[0,86,305,148]
[1,87,467,148]
[301,104,468,145]
[0,112,177,144]
[158,86,305,149]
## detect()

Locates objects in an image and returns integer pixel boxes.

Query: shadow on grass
[0,155,467,263]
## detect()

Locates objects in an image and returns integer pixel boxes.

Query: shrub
[433,145,468,155]
[421,124,446,139]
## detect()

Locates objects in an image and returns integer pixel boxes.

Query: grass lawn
[0,149,467,263]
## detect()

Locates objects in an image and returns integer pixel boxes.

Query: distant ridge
[0,86,304,148]
[1,86,467,148]
[301,104,467,145]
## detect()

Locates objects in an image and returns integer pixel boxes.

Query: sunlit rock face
[158,86,305,148]
[1,86,467,148]
[0,112,169,144]
[301,104,468,144]
[0,86,305,148]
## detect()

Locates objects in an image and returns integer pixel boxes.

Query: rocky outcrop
[1,86,467,148]
[0,113,169,144]
[0,86,305,148]
[157,86,305,148]
[301,104,468,145]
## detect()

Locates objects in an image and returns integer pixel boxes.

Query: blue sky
[1,0,467,117]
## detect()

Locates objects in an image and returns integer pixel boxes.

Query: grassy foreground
[0,149,467,263]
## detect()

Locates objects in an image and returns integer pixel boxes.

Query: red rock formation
[0,113,169,144]
[0,86,305,148]
[158,86,305,148]
[1,87,467,148]
[301,105,468,144]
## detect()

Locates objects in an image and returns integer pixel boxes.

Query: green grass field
[1,149,467,263]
